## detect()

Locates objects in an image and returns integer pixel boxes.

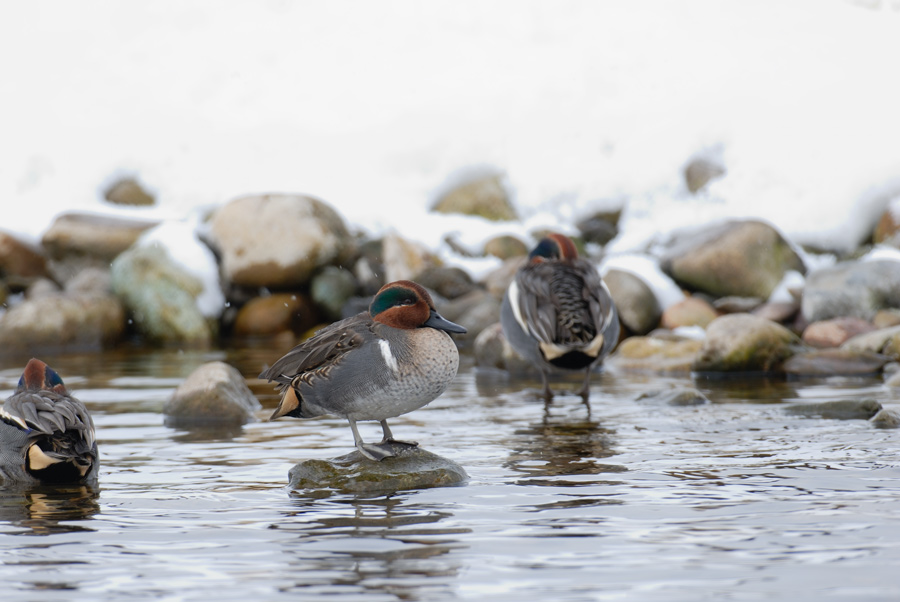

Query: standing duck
[500,233,620,400]
[260,280,466,461]
[0,359,98,484]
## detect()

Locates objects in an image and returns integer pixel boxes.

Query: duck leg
[380,419,418,448]
[539,368,555,400]
[348,417,395,461]
[577,369,593,401]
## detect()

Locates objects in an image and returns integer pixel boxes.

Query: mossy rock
[289,444,468,494]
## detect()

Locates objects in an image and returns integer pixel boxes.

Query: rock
[802,317,875,348]
[42,212,158,263]
[483,235,529,260]
[637,386,709,406]
[382,232,440,283]
[661,220,805,299]
[603,269,661,335]
[802,259,900,323]
[576,209,621,246]
[783,399,882,420]
[103,176,155,206]
[874,201,900,245]
[482,256,527,300]
[111,243,213,344]
[713,296,763,314]
[288,444,468,494]
[871,407,900,428]
[473,322,532,373]
[233,293,319,337]
[606,334,704,373]
[209,194,352,289]
[438,288,500,343]
[752,301,800,324]
[887,370,900,387]
[684,156,725,194]
[783,349,890,376]
[693,313,799,373]
[0,273,125,352]
[873,309,900,329]
[164,361,261,426]
[0,232,48,286]
[431,171,517,221]
[353,239,387,295]
[415,266,478,300]
[660,296,718,330]
[310,266,358,320]
[842,325,900,360]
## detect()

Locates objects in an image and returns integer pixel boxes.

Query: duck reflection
[0,482,99,536]
[275,494,467,598]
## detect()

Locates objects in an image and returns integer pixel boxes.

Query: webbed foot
[357,441,397,461]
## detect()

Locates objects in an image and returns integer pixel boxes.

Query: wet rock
[381,232,441,283]
[603,269,661,335]
[802,317,876,348]
[606,334,704,373]
[637,386,709,406]
[870,407,900,428]
[684,156,725,194]
[438,288,500,342]
[802,259,900,323]
[431,171,517,222]
[473,322,532,373]
[310,266,358,320]
[42,212,157,264]
[164,361,261,426]
[661,219,805,299]
[660,296,718,330]
[576,209,621,246]
[111,244,213,344]
[483,235,529,260]
[414,266,478,300]
[783,399,882,420]
[233,293,319,337]
[693,314,799,373]
[288,444,468,494]
[0,232,48,286]
[0,270,125,352]
[842,325,900,360]
[209,194,352,289]
[104,176,155,206]
[783,349,890,376]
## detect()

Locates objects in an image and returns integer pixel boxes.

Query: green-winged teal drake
[500,233,620,400]
[0,358,98,484]
[260,280,466,461]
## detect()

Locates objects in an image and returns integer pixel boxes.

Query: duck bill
[424,310,467,334]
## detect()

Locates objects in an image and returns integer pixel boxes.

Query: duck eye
[400,298,415,306]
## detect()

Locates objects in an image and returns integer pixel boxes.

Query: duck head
[18,358,68,395]
[528,233,579,264]
[370,280,467,334]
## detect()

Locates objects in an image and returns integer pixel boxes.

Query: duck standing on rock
[0,359,98,484]
[260,280,467,461]
[501,233,620,400]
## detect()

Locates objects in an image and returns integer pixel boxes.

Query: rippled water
[1,345,899,601]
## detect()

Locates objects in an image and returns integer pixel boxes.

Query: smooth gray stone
[783,399,882,420]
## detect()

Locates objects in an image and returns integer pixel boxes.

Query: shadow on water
[0,483,99,536]
[273,493,469,598]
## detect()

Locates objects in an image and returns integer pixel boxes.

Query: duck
[500,233,620,400]
[0,358,98,484]
[259,280,467,461]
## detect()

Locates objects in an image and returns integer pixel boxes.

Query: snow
[2,0,900,309]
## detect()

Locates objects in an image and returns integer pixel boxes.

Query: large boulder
[233,293,319,337]
[431,171,517,221]
[603,269,660,335]
[693,313,800,373]
[661,219,805,299]
[209,194,352,289]
[41,212,157,262]
[802,259,900,323]
[606,333,704,373]
[111,243,213,344]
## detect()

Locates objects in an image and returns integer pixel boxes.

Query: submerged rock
[783,399,882,420]
[637,386,710,406]
[288,444,468,494]
[870,407,900,429]
[164,361,261,426]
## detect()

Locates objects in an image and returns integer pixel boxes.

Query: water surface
[1,346,899,601]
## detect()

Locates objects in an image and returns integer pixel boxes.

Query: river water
[1,344,899,601]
